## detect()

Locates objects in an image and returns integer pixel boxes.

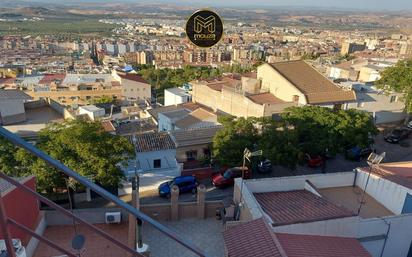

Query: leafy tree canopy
[136,64,254,103]
[90,95,114,105]
[0,120,135,193]
[212,116,299,169]
[281,106,378,155]
[212,106,377,170]
[376,59,412,113]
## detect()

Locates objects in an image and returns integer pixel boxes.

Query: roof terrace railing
[0,126,209,257]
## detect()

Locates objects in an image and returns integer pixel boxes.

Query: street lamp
[357,151,386,215]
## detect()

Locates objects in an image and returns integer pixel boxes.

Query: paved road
[139,126,412,204]
[140,178,233,204]
[75,125,412,207]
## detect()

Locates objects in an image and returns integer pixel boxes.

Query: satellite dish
[72,234,86,250]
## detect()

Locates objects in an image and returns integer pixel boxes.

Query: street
[139,125,412,204]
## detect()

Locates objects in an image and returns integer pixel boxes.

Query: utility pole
[357,152,385,216]
[131,135,148,255]
[238,148,262,209]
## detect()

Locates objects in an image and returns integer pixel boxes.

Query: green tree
[91,95,114,104]
[376,59,412,118]
[0,137,19,174]
[256,117,300,169]
[212,116,259,167]
[1,120,135,194]
[212,117,300,169]
[282,106,377,156]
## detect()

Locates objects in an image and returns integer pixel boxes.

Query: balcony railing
[0,126,209,257]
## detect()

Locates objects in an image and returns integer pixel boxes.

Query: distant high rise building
[341,42,366,55]
[140,51,147,65]
[400,42,412,57]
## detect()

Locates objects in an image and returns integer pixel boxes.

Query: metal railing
[0,126,209,257]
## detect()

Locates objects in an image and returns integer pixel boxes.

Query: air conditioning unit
[0,239,27,257]
[105,212,121,224]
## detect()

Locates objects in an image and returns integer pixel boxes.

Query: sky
[159,0,412,11]
[18,0,412,11]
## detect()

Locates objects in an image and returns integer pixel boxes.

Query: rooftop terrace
[319,186,394,218]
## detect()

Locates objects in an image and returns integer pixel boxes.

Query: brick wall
[0,176,40,245]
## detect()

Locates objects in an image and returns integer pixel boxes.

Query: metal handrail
[0,172,144,257]
[0,126,209,257]
[7,218,77,257]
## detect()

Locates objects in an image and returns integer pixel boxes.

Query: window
[153,159,161,168]
[292,95,299,102]
[203,148,211,157]
[390,95,398,103]
[186,150,198,161]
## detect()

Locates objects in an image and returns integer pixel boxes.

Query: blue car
[345,146,373,161]
[158,176,198,197]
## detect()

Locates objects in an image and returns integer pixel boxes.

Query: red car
[211,167,250,188]
[306,153,323,168]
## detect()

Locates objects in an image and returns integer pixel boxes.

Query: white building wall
[136,149,177,172]
[355,168,412,214]
[358,215,412,257]
[164,89,190,106]
[158,113,174,131]
[244,172,355,193]
[273,216,360,237]
[121,79,151,102]
[329,67,342,79]
[347,91,405,124]
[78,108,105,121]
[233,178,264,221]
[0,99,25,117]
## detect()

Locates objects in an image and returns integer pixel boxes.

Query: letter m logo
[194,15,216,33]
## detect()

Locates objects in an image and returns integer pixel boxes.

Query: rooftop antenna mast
[357,152,386,215]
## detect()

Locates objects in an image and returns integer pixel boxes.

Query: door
[179,181,192,193]
[402,193,412,214]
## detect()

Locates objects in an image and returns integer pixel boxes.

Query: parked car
[305,153,323,168]
[345,146,374,161]
[211,167,250,188]
[257,159,272,173]
[158,176,198,197]
[384,128,411,144]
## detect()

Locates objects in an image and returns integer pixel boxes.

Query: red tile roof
[223,218,285,257]
[0,77,16,85]
[254,190,355,226]
[39,74,66,84]
[118,73,149,84]
[223,219,372,257]
[247,92,285,105]
[101,120,116,133]
[133,132,176,152]
[277,233,372,257]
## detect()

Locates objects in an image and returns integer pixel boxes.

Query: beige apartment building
[341,42,366,55]
[8,71,151,106]
[191,75,296,118]
[257,61,356,109]
[191,61,356,117]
